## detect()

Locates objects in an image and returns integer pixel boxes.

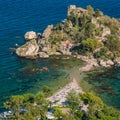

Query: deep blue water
[0,0,120,110]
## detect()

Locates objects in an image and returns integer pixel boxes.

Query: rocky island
[2,5,120,120]
[16,5,120,68]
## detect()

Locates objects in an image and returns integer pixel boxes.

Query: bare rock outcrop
[102,27,111,37]
[99,59,114,67]
[42,25,53,39]
[24,31,37,40]
[114,57,120,66]
[16,39,39,58]
[38,52,49,58]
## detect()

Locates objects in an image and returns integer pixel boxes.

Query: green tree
[54,108,63,118]
[4,95,24,111]
[23,93,35,103]
[86,5,94,15]
[23,103,40,120]
[95,27,102,37]
[81,38,102,52]
[35,92,47,105]
[85,23,96,37]
[67,11,76,27]
[75,14,79,27]
[80,92,120,120]
[67,90,81,110]
[4,95,25,119]
[80,14,88,27]
[94,9,103,17]
[62,114,76,120]
[74,110,84,120]
[105,35,120,52]
[56,23,62,30]
[42,85,52,96]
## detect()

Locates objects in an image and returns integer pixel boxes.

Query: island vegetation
[2,90,120,120]
[4,5,120,120]
[15,5,120,67]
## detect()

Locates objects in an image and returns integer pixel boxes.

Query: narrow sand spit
[47,78,83,106]
[47,56,98,106]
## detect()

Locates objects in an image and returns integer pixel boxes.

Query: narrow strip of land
[47,57,97,106]
[47,78,83,106]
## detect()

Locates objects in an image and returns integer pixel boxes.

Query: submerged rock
[32,67,49,72]
[93,86,116,95]
[24,31,37,40]
[16,39,39,58]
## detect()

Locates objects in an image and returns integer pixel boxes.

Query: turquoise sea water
[0,0,120,111]
[84,67,120,109]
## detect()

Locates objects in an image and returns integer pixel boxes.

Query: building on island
[68,5,87,16]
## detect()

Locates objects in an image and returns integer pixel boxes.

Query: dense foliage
[66,91,120,120]
[3,90,120,120]
[4,92,48,120]
[48,5,120,60]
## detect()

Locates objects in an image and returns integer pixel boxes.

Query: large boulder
[106,60,114,66]
[99,60,107,67]
[24,31,37,40]
[16,39,39,58]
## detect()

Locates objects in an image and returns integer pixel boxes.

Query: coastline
[47,77,83,106]
[47,58,96,106]
[46,57,120,109]
[1,2,120,119]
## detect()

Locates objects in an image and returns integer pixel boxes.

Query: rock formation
[16,39,39,58]
[42,25,53,39]
[99,60,114,67]
[24,31,37,40]
[114,57,120,66]
[15,5,120,69]
[38,52,49,58]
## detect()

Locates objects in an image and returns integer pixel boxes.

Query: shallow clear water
[0,55,84,111]
[0,0,120,111]
[84,67,120,109]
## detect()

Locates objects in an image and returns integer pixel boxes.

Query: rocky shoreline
[14,30,120,68]
[14,5,120,68]
[47,78,83,107]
